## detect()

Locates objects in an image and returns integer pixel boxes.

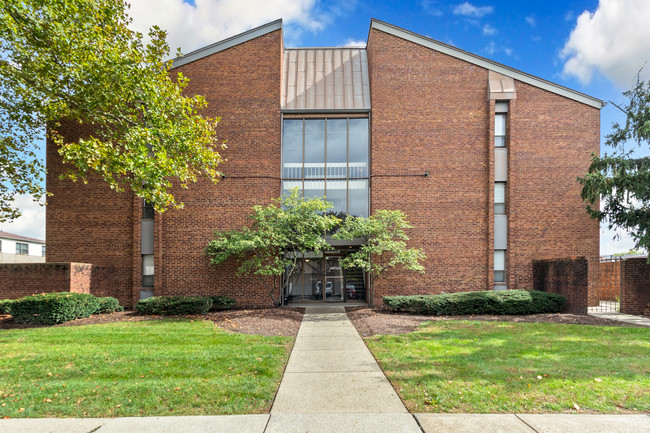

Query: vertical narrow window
[304,119,325,179]
[142,255,154,287]
[141,200,155,289]
[283,119,303,179]
[42,245,46,257]
[348,179,369,217]
[494,102,508,287]
[495,114,506,147]
[494,182,506,214]
[327,119,347,179]
[348,118,369,178]
[494,250,506,282]
[326,179,347,214]
[143,200,154,219]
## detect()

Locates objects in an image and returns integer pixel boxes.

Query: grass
[365,321,650,413]
[0,319,292,418]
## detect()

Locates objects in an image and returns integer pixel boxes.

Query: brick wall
[46,122,134,307]
[620,257,650,315]
[508,83,600,298]
[367,28,600,306]
[367,28,490,305]
[532,257,588,314]
[154,29,283,307]
[0,263,91,299]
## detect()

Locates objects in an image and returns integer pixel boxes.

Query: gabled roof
[168,18,603,109]
[171,19,283,69]
[369,19,604,109]
[0,231,44,244]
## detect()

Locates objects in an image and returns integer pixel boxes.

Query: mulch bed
[0,307,305,337]
[1,306,643,337]
[345,307,644,337]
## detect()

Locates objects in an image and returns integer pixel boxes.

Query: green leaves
[205,191,427,304]
[333,210,426,280]
[0,0,223,221]
[578,73,650,254]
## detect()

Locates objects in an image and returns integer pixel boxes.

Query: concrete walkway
[2,305,649,432]
[588,310,650,327]
[268,304,421,432]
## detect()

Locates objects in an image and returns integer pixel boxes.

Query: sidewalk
[1,305,649,433]
[588,310,650,327]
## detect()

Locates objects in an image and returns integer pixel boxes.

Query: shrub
[210,296,236,311]
[0,299,14,315]
[95,297,124,314]
[11,292,101,325]
[384,290,567,316]
[135,296,213,316]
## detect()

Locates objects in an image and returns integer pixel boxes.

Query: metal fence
[590,256,622,312]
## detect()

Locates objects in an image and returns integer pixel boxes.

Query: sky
[1,0,649,255]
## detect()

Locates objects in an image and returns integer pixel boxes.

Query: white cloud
[561,0,650,88]
[0,194,46,240]
[453,2,493,18]
[128,0,355,54]
[564,10,574,21]
[600,223,641,256]
[482,24,496,35]
[420,0,443,16]
[341,39,366,47]
[484,42,512,56]
[525,15,535,26]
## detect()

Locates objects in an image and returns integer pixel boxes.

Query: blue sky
[2,0,649,254]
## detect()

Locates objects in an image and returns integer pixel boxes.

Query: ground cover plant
[135,295,212,315]
[0,319,292,418]
[365,320,650,413]
[11,293,101,325]
[383,290,566,315]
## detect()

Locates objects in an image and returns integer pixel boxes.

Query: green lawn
[0,319,292,418]
[366,321,650,413]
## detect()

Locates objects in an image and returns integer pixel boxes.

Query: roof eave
[170,19,283,69]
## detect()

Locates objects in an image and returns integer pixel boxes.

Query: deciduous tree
[0,0,223,221]
[205,189,340,305]
[332,210,426,303]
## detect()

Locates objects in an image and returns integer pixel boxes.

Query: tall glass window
[495,114,506,147]
[282,117,369,217]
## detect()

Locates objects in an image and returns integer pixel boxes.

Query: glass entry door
[324,257,344,301]
[284,253,365,303]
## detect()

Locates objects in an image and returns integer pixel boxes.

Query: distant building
[0,231,45,263]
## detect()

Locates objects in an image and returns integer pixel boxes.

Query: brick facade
[620,258,650,315]
[532,258,589,315]
[41,21,602,308]
[154,29,283,307]
[0,263,93,299]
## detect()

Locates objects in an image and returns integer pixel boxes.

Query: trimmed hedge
[0,299,14,315]
[11,292,101,325]
[96,297,124,314]
[135,296,213,315]
[210,296,236,311]
[384,290,567,316]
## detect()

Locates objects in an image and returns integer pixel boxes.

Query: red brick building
[45,19,602,308]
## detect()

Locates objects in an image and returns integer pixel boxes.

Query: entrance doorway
[284,252,366,303]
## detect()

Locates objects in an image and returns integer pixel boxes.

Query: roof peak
[369,19,603,109]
